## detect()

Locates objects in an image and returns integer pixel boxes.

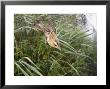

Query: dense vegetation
[14,14,97,76]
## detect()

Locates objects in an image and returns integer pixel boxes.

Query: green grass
[14,14,97,76]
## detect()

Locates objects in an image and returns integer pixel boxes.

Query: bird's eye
[54,44,57,46]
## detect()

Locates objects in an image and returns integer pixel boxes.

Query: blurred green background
[14,14,97,76]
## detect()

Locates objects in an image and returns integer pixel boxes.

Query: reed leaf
[20,61,43,76]
[14,62,29,76]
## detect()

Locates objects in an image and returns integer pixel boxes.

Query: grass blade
[14,62,29,76]
[67,62,80,76]
[19,57,41,71]
[21,61,43,76]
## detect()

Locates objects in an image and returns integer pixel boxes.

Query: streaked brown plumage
[45,31,59,48]
[34,19,60,49]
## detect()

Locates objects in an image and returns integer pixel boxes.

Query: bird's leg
[44,35,47,48]
[45,36,47,44]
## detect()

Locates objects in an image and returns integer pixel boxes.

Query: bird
[34,19,60,49]
[45,30,60,48]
